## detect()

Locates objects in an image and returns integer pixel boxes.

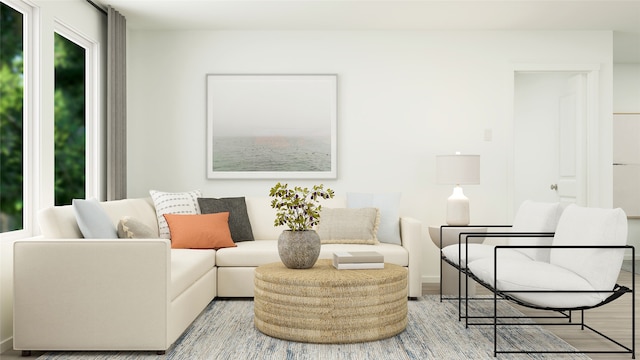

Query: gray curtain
[107,6,127,200]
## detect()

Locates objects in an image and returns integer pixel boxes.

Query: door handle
[550,184,558,191]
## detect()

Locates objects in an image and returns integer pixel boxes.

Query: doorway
[510,66,599,216]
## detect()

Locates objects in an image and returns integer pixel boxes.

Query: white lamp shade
[436,155,480,185]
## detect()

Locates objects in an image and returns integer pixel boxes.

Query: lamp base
[446,186,470,226]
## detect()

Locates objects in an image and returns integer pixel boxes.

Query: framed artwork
[206,74,337,179]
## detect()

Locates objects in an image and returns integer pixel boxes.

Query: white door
[556,73,587,204]
[513,72,587,210]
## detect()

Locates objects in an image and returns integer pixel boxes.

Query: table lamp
[436,153,480,225]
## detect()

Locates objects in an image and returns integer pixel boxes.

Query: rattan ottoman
[254,259,408,343]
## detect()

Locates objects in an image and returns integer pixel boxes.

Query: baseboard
[422,275,439,284]
[0,336,13,354]
[624,253,638,261]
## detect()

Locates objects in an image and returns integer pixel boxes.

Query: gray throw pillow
[72,198,118,239]
[197,197,254,242]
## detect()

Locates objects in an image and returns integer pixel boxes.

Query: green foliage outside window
[0,3,24,232]
[0,3,87,233]
[54,33,85,206]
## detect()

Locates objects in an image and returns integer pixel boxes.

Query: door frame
[507,64,601,219]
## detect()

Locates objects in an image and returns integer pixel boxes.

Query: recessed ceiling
[94,0,640,62]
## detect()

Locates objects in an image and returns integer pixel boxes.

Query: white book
[333,262,385,270]
[333,251,384,264]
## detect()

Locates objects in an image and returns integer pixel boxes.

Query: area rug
[38,295,589,360]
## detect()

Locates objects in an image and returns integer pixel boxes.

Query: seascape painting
[206,74,337,179]
[212,136,331,172]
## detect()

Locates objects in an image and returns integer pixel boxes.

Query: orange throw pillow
[163,213,237,249]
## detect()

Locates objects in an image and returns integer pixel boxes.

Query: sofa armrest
[13,238,172,351]
[400,217,423,298]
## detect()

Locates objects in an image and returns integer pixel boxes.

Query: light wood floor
[423,269,638,359]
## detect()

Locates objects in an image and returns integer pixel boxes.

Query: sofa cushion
[38,205,82,238]
[216,240,282,266]
[72,198,118,239]
[215,240,409,267]
[150,189,202,239]
[550,204,627,293]
[117,216,157,239]
[170,249,216,301]
[164,213,236,250]
[38,198,157,239]
[347,192,401,245]
[317,207,380,245]
[198,197,254,242]
[468,256,606,309]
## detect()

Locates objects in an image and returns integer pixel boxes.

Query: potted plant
[269,182,334,269]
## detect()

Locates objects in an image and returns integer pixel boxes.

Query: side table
[428,226,486,297]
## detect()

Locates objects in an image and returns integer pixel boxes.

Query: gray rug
[38,296,589,360]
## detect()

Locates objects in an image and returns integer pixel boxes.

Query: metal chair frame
[438,225,512,302]
[439,225,635,358]
[439,226,553,317]
[470,244,635,358]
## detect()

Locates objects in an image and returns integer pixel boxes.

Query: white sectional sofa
[13,196,423,354]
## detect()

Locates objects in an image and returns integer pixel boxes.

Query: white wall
[614,64,640,113]
[127,30,614,285]
[613,63,640,257]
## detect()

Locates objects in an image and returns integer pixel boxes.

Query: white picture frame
[206,74,337,179]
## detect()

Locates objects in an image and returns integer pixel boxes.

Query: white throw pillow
[72,198,118,239]
[150,189,202,239]
[347,192,401,245]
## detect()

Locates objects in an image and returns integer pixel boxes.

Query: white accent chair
[440,200,563,316]
[467,204,634,357]
[441,200,564,268]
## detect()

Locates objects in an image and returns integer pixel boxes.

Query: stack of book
[332,251,384,270]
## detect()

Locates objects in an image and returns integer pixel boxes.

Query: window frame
[0,0,104,241]
[0,0,36,241]
[53,20,101,204]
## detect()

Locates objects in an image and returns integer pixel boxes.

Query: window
[54,32,86,205]
[0,0,104,239]
[0,2,25,233]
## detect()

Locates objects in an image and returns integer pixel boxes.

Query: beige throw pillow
[117,216,157,239]
[317,207,380,245]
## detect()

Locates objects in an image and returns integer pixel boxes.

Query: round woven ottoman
[254,259,408,344]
